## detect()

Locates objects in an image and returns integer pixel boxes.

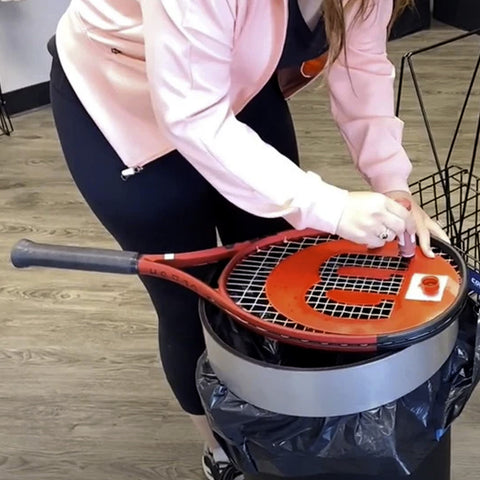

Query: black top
[277,0,329,69]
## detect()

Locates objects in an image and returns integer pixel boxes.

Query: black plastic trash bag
[196,296,480,477]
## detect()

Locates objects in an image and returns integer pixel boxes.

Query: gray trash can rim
[200,300,459,416]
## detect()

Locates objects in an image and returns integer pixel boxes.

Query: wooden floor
[1,23,479,480]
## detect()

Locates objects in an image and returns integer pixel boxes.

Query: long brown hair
[322,0,415,64]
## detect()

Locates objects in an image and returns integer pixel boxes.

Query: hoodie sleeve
[139,0,349,234]
[327,0,412,194]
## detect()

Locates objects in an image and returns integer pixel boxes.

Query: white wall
[0,0,70,93]
[0,0,435,94]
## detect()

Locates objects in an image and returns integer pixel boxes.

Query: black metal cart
[0,77,13,136]
[399,29,480,290]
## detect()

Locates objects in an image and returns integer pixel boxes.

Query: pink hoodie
[55,0,411,235]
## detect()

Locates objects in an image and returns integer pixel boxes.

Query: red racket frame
[11,228,468,351]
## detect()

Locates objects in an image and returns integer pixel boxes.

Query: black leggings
[48,37,299,414]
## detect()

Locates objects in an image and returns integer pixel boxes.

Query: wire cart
[0,77,13,136]
[399,28,480,298]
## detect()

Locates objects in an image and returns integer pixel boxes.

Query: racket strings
[436,247,462,279]
[226,238,463,337]
[227,235,330,331]
[306,253,407,320]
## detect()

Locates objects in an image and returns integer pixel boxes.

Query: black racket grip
[11,239,139,275]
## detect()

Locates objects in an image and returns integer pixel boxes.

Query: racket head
[217,230,468,351]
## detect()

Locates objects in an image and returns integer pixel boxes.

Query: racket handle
[11,239,139,274]
[395,198,416,258]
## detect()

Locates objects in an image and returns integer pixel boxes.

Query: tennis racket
[11,228,467,351]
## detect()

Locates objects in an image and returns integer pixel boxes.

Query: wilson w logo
[306,253,407,320]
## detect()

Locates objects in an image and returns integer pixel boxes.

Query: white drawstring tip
[121,166,143,180]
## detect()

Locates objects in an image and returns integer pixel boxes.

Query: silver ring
[378,228,391,240]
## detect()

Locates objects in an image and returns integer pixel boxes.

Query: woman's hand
[335,191,410,249]
[385,190,451,258]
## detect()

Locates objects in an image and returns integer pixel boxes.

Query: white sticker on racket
[405,274,448,302]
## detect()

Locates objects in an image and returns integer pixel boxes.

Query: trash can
[197,277,480,479]
[242,431,450,480]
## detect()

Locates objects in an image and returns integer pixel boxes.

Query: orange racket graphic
[11,228,467,351]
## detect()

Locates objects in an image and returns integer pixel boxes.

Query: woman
[48,1,448,478]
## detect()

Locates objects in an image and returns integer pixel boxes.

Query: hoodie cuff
[369,174,411,195]
[284,171,349,234]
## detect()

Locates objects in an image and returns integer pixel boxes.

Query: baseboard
[433,1,480,32]
[3,82,50,115]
